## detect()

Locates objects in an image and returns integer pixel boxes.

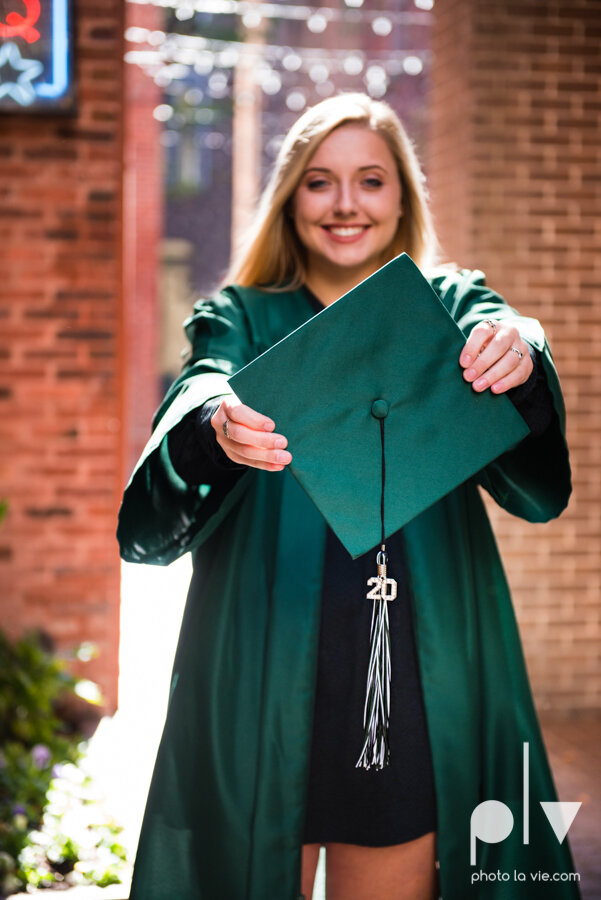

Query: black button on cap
[371,399,389,419]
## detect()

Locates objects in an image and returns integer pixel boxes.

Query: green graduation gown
[117,269,580,899]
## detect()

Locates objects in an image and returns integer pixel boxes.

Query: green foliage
[0,631,128,895]
[0,630,79,748]
[18,762,128,892]
[0,630,81,893]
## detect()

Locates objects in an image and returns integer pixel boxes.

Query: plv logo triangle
[540,802,582,844]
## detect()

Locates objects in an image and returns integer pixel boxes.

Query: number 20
[366,576,397,601]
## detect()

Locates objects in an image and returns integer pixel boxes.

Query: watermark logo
[470,743,581,866]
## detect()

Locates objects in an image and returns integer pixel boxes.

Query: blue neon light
[36,0,69,99]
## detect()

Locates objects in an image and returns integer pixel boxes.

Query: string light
[282,51,302,72]
[126,0,431,29]
[242,10,262,28]
[286,90,306,111]
[184,87,204,104]
[125,28,431,77]
[208,70,229,97]
[307,13,328,33]
[315,80,335,97]
[343,54,364,76]
[153,103,174,121]
[124,1,431,104]
[372,16,392,36]
[309,63,329,84]
[175,5,195,19]
[403,55,424,75]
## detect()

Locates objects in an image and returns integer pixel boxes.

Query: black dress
[303,525,437,846]
[167,286,553,849]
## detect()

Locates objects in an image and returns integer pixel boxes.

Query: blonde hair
[226,92,437,290]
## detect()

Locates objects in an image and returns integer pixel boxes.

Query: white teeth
[327,226,366,236]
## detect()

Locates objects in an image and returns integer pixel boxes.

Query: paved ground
[539,711,601,900]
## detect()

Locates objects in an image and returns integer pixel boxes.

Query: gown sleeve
[432,268,572,522]
[116,289,255,566]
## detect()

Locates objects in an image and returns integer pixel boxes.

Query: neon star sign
[0,0,74,111]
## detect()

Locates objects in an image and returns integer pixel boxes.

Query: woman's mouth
[321,225,370,242]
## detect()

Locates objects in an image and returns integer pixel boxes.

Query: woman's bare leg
[324,832,438,900]
[301,843,321,899]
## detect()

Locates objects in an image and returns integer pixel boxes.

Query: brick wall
[123,2,163,478]
[430,0,601,709]
[0,1,125,710]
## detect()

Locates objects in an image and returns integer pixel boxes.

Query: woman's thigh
[301,843,321,899]
[324,832,438,900]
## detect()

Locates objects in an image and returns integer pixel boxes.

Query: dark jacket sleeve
[116,289,255,566]
[432,268,571,522]
[167,399,245,484]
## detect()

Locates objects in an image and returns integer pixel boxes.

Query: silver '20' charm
[366,546,397,601]
[366,575,397,601]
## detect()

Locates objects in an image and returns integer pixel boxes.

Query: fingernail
[278,451,292,464]
[461,354,472,367]
[464,367,476,381]
[263,420,275,431]
[474,377,487,390]
[274,437,286,449]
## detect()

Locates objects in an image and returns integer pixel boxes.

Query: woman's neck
[305,272,372,306]
[304,262,380,307]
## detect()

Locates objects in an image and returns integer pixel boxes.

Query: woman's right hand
[211,397,292,472]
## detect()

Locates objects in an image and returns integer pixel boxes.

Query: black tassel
[356,550,393,770]
[356,413,397,771]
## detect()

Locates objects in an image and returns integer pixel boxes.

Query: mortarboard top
[229,253,529,558]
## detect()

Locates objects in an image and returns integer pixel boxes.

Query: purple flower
[31,744,51,769]
[52,763,64,779]
[12,804,26,816]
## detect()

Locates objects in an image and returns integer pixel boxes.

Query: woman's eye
[306,178,330,190]
[363,176,383,188]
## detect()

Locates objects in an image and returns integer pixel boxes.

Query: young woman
[118,94,578,899]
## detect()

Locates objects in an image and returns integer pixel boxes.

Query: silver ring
[510,346,523,360]
[484,319,497,334]
[222,419,230,439]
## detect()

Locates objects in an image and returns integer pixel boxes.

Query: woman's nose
[333,182,357,217]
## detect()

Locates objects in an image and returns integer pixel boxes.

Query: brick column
[0,2,125,709]
[430,0,601,709]
[123,2,163,479]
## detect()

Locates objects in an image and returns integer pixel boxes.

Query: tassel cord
[356,415,393,771]
[380,418,385,548]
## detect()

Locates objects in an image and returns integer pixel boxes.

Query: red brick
[430,0,601,710]
[0,4,129,710]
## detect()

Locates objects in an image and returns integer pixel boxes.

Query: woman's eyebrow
[303,164,389,174]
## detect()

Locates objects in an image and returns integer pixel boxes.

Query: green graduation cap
[230,252,529,770]
[229,253,529,560]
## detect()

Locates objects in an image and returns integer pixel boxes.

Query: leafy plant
[0,631,127,895]
[0,630,82,892]
[18,761,128,892]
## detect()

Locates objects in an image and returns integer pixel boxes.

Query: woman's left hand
[459,319,533,394]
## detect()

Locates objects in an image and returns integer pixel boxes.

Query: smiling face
[290,124,403,295]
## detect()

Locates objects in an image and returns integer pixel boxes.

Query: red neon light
[0,0,41,45]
